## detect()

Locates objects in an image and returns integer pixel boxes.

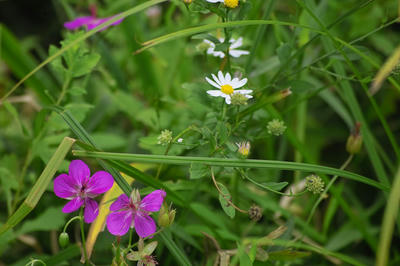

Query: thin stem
[56,73,72,105]
[155,126,193,179]
[79,208,89,265]
[306,154,354,224]
[211,168,247,214]
[63,216,81,232]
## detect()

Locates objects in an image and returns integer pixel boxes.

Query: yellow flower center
[224,0,239,8]
[221,84,234,95]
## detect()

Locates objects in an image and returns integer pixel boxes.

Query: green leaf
[277,43,292,64]
[92,132,127,150]
[70,52,100,78]
[189,163,209,179]
[68,86,87,96]
[268,250,311,261]
[217,182,235,219]
[261,182,288,191]
[18,207,66,235]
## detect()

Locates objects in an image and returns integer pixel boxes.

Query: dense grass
[0,0,399,265]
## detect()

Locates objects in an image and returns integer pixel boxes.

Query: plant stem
[79,208,89,265]
[56,73,71,105]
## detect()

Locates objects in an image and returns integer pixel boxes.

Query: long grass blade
[0,137,75,235]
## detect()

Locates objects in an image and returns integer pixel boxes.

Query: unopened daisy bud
[231,93,249,105]
[224,0,239,9]
[58,232,69,248]
[305,174,324,194]
[183,0,192,3]
[268,88,292,103]
[346,122,362,154]
[236,141,250,158]
[267,119,287,136]
[157,129,173,145]
[248,204,262,222]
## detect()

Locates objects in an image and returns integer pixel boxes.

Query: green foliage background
[0,0,399,265]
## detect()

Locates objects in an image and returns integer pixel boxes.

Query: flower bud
[346,122,362,154]
[236,141,250,158]
[248,205,262,222]
[58,232,69,248]
[267,119,287,136]
[183,0,192,3]
[157,129,172,145]
[231,93,249,105]
[158,204,176,227]
[305,174,324,194]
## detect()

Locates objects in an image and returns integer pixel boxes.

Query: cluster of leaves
[0,0,400,265]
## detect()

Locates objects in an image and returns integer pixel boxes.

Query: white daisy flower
[205,71,252,104]
[205,0,239,9]
[204,37,249,58]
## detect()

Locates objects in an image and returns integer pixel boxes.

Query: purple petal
[64,16,95,30]
[110,194,130,211]
[140,190,166,212]
[87,16,124,31]
[62,197,84,213]
[84,198,99,223]
[69,160,90,187]
[54,173,77,199]
[86,171,114,195]
[106,210,133,236]
[134,214,156,238]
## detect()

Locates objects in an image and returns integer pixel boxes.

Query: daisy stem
[79,208,89,265]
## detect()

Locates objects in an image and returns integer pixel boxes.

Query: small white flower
[177,138,183,143]
[204,37,249,58]
[205,71,252,104]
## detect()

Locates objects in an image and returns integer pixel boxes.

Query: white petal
[232,78,248,89]
[225,72,232,82]
[211,74,221,85]
[225,96,231,104]
[212,51,225,58]
[245,95,253,99]
[230,49,250,58]
[231,77,239,84]
[205,77,221,89]
[206,0,223,3]
[207,90,223,96]
[207,48,215,55]
[230,37,243,49]
[218,71,225,84]
[203,39,214,46]
[235,89,253,95]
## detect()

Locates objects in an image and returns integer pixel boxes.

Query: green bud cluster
[267,119,286,136]
[305,174,324,194]
[157,129,173,145]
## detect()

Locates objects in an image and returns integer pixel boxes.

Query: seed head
[267,119,287,136]
[248,204,262,222]
[157,129,173,145]
[305,174,324,194]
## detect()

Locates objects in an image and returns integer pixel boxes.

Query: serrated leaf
[70,53,101,77]
[217,182,235,219]
[190,163,209,179]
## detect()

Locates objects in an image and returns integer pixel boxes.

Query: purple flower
[106,189,166,238]
[64,14,124,31]
[54,160,114,223]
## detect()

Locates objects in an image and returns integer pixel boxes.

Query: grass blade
[71,151,389,192]
[0,137,75,235]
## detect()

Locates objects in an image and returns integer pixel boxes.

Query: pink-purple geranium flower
[54,160,114,223]
[64,14,124,31]
[107,189,166,238]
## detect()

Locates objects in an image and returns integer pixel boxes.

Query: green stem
[63,216,81,233]
[79,208,89,265]
[56,73,72,105]
[155,126,193,179]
